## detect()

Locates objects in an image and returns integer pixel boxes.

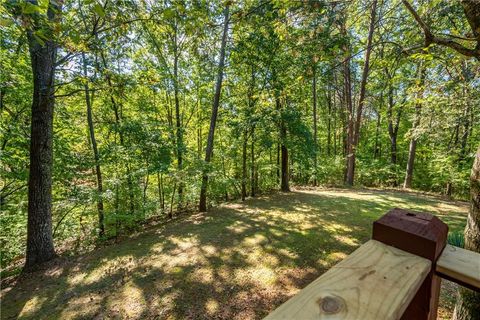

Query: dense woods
[1,0,479,317]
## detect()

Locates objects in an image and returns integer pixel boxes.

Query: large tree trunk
[199,5,230,212]
[82,53,105,237]
[453,146,480,320]
[24,0,62,271]
[278,96,290,192]
[404,64,425,189]
[345,0,377,186]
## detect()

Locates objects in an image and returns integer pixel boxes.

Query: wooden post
[372,208,448,320]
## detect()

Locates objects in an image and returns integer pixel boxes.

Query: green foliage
[0,0,477,271]
[448,231,465,248]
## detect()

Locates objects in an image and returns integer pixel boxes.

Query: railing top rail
[436,244,480,291]
[264,240,431,320]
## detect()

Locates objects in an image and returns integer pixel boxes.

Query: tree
[199,4,230,212]
[22,0,63,270]
[81,52,105,237]
[345,0,378,186]
[402,1,480,318]
[403,63,426,189]
[453,147,480,320]
[402,0,480,59]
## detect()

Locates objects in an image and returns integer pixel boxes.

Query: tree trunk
[251,127,255,197]
[342,19,354,185]
[345,0,377,186]
[333,83,337,156]
[459,103,471,162]
[374,107,381,159]
[312,64,318,186]
[276,143,280,184]
[386,74,399,168]
[281,143,289,191]
[327,86,332,158]
[199,5,230,212]
[404,138,417,188]
[157,172,165,213]
[386,81,402,187]
[24,0,61,271]
[404,64,425,189]
[82,53,105,237]
[453,146,480,320]
[277,96,290,192]
[173,26,184,208]
[241,129,247,201]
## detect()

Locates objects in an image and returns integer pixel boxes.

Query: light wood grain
[436,244,480,290]
[264,240,431,320]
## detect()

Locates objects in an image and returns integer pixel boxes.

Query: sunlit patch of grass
[18,295,47,318]
[205,298,219,315]
[121,281,147,318]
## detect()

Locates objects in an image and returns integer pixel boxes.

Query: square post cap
[372,208,448,261]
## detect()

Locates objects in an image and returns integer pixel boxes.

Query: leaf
[23,2,42,14]
[33,33,45,46]
[163,8,175,19]
[93,3,105,17]
[0,18,13,27]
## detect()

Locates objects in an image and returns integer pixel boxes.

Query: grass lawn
[1,188,468,320]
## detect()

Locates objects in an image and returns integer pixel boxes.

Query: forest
[1,0,479,319]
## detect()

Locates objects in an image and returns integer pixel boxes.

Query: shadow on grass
[1,189,468,320]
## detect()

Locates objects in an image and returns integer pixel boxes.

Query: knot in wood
[318,296,344,314]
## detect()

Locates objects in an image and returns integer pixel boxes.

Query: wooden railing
[264,208,480,320]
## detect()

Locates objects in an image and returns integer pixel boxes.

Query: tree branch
[402,0,480,58]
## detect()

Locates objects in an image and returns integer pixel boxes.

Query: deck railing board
[263,240,431,320]
[264,209,480,320]
[436,244,480,291]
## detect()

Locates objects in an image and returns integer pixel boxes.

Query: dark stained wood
[372,208,448,320]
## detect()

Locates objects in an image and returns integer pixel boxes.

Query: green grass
[0,188,468,320]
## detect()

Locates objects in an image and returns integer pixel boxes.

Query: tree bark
[24,0,62,271]
[453,146,480,320]
[241,129,247,201]
[386,72,401,167]
[82,53,105,237]
[374,107,381,159]
[312,64,318,186]
[157,172,165,213]
[251,127,256,197]
[199,5,230,212]
[173,24,184,207]
[327,85,332,158]
[345,0,377,186]
[276,143,280,184]
[277,96,290,192]
[342,14,354,184]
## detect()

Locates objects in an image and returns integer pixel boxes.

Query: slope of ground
[1,188,468,319]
